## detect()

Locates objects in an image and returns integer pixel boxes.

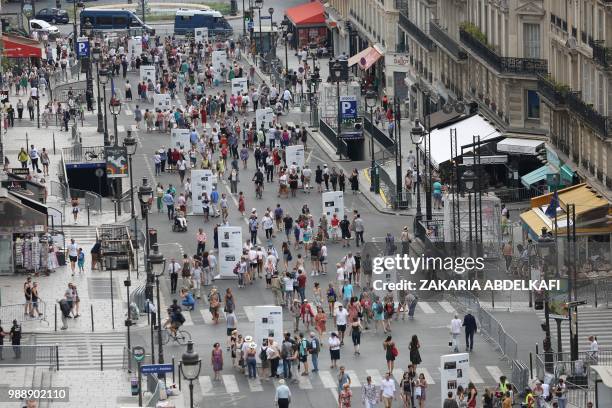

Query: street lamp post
[149,245,166,375]
[268,7,275,60]
[99,68,110,146]
[394,100,403,206]
[330,59,345,158]
[123,133,138,236]
[254,0,263,55]
[109,96,122,215]
[181,341,202,408]
[72,0,83,54]
[281,17,289,70]
[463,168,476,246]
[91,47,105,137]
[410,122,424,231]
[365,89,378,193]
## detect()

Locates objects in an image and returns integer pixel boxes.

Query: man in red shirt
[296,269,307,301]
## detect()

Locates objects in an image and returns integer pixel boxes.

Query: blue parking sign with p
[340,96,357,119]
[77,39,90,58]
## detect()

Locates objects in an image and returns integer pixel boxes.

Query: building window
[526,90,540,119]
[523,23,540,58]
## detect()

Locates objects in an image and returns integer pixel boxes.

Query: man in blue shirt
[274,379,291,408]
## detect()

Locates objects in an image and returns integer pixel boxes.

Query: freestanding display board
[170,128,191,150]
[216,226,242,279]
[212,50,227,82]
[254,305,283,361]
[140,65,155,84]
[128,37,142,67]
[194,27,208,43]
[191,169,214,214]
[255,108,275,130]
[440,353,470,405]
[231,77,248,96]
[322,191,344,221]
[153,93,171,111]
[285,145,305,170]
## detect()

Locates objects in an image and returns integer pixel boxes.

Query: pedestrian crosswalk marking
[419,367,436,385]
[318,370,336,388]
[247,377,263,392]
[222,374,240,393]
[468,367,484,384]
[345,370,361,387]
[392,369,404,383]
[438,301,456,314]
[199,376,214,396]
[243,306,255,322]
[486,366,504,383]
[182,310,194,326]
[366,369,384,386]
[417,302,436,314]
[200,309,214,324]
[298,374,313,389]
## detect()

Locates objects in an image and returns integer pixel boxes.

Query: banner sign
[105,146,128,178]
[191,169,215,214]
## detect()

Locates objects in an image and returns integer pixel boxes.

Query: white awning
[426,114,502,169]
[497,138,545,155]
[591,365,612,388]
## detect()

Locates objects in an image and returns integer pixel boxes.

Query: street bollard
[87,205,90,226]
[54,304,57,331]
[529,352,533,380]
[90,304,94,332]
[178,362,182,390]
[55,345,60,371]
[26,133,29,151]
[100,344,103,371]
[53,132,56,154]
[172,356,175,384]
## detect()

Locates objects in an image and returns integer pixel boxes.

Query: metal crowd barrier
[511,359,529,393]
[0,302,48,325]
[0,345,58,368]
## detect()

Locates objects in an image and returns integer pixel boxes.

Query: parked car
[29,19,60,35]
[34,8,69,24]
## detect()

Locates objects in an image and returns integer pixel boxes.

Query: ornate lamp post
[365,89,378,193]
[99,68,110,145]
[181,341,202,408]
[410,122,424,231]
[149,245,166,374]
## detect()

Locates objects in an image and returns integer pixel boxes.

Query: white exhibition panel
[216,226,242,279]
[212,50,227,82]
[253,306,283,360]
[440,353,470,406]
[153,93,171,111]
[496,137,544,155]
[170,128,191,150]
[128,37,142,65]
[322,191,344,221]
[285,144,305,170]
[194,27,209,43]
[427,114,501,169]
[191,169,215,214]
[256,108,275,130]
[231,77,249,96]
[140,65,156,84]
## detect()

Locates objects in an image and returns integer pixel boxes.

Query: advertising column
[216,226,243,279]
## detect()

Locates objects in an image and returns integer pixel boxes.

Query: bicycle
[161,326,191,345]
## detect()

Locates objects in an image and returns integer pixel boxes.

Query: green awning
[560,164,574,184]
[521,164,558,188]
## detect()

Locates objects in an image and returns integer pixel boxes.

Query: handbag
[415,386,422,398]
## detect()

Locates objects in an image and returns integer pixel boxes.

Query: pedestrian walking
[362,376,380,408]
[10,320,22,358]
[67,239,78,276]
[409,335,422,367]
[383,336,398,372]
[463,309,478,352]
[211,342,223,381]
[274,379,292,408]
[339,382,352,408]
[169,258,180,294]
[380,372,396,408]
[328,332,341,369]
[450,314,462,352]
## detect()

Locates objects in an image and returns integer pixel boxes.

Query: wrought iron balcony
[537,75,568,107]
[399,12,435,51]
[566,91,609,138]
[459,28,548,76]
[591,40,611,68]
[430,20,467,60]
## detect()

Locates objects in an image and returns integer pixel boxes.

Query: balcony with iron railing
[398,12,435,51]
[459,27,548,76]
[430,20,467,60]
[537,75,569,107]
[591,40,612,68]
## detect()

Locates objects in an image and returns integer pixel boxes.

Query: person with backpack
[308,332,320,372]
[383,297,395,333]
[297,332,310,375]
[281,332,295,380]
[372,296,384,333]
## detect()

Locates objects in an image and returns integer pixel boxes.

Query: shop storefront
[286,2,329,49]
[0,189,62,275]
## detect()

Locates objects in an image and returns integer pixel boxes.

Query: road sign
[77,37,90,58]
[340,95,357,119]
[140,363,173,374]
[132,346,146,362]
[95,168,105,178]
[247,21,254,30]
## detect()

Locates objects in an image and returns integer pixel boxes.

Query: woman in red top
[200,104,207,126]
[273,149,281,173]
[238,191,246,216]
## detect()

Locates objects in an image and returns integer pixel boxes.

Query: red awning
[286,2,326,26]
[347,46,384,70]
[2,34,43,58]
